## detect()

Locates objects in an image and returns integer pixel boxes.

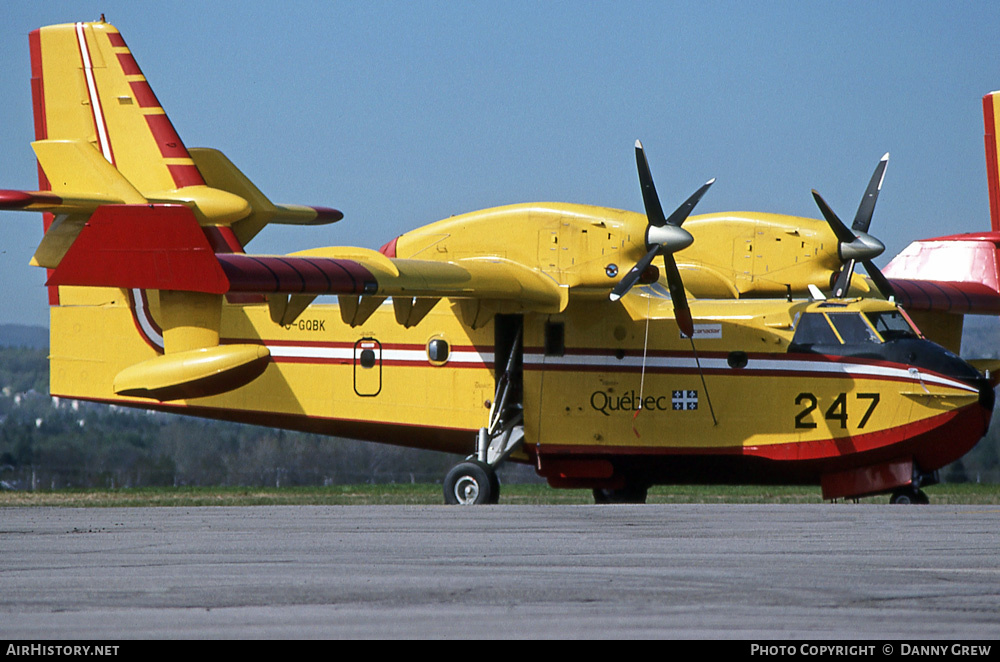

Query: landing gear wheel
[444,461,499,505]
[890,486,929,504]
[593,485,648,504]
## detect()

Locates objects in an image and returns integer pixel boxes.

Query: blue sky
[2,1,999,326]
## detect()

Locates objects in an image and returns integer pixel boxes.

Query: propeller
[811,152,894,300]
[610,141,714,338]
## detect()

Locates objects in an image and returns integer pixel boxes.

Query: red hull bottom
[535,402,992,500]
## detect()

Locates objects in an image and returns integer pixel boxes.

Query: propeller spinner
[812,153,894,300]
[610,140,715,338]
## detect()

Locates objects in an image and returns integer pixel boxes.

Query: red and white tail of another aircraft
[880,91,1000,350]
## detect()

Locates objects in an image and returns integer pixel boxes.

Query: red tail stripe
[203,226,245,254]
[128,80,160,108]
[115,52,142,76]
[29,28,59,306]
[984,94,1000,232]
[167,164,207,188]
[145,114,198,160]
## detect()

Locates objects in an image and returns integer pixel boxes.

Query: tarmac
[1,504,998,639]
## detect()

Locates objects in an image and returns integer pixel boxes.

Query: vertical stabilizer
[30,21,206,194]
[984,91,1000,231]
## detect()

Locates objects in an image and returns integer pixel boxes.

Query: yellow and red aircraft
[2,20,999,504]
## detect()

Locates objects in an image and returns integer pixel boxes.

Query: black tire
[890,486,928,505]
[488,470,501,505]
[593,485,648,504]
[444,461,497,505]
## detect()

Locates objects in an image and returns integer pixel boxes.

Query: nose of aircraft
[877,337,994,410]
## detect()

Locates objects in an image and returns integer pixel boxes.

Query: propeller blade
[852,153,889,233]
[635,140,667,227]
[664,178,716,228]
[812,190,855,244]
[615,141,711,330]
[832,259,856,298]
[814,188,884,263]
[610,245,660,302]
[863,259,895,300]
[662,253,694,338]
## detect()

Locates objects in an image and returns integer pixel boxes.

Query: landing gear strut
[443,325,523,505]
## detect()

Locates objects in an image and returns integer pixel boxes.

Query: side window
[427,338,449,364]
[827,313,880,344]
[791,313,839,346]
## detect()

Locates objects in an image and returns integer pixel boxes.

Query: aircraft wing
[44,203,567,325]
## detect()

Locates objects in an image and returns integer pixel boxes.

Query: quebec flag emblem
[672,390,698,410]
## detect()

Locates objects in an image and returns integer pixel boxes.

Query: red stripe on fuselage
[536,402,988,471]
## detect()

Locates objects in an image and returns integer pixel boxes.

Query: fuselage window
[791,313,840,346]
[359,348,377,368]
[427,338,449,363]
[827,313,880,344]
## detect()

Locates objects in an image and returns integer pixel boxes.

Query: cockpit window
[865,311,918,341]
[791,313,840,346]
[827,313,880,344]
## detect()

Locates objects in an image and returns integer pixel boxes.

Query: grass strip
[0,483,997,507]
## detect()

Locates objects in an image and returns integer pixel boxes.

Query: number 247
[794,392,880,429]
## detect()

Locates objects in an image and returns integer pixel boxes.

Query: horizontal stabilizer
[190,148,342,246]
[0,140,147,215]
[33,139,146,205]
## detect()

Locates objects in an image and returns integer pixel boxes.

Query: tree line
[1,337,998,489]
[0,346,539,490]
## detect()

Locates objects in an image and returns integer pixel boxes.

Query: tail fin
[30,21,205,194]
[17,21,341,246]
[984,91,1000,232]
